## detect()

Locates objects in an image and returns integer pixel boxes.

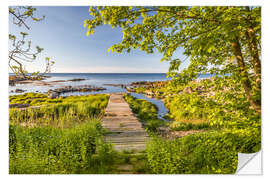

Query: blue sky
[9,6,188,73]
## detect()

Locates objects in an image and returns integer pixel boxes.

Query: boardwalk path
[102,93,148,152]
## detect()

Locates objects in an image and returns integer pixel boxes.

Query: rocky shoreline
[9,75,50,86]
[47,85,106,98]
[9,75,86,86]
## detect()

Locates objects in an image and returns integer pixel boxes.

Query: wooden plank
[102,93,148,152]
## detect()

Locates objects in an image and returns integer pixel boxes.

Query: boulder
[68,78,86,82]
[145,90,154,96]
[183,87,193,94]
[48,92,59,99]
[64,85,72,89]
[9,80,15,86]
[15,89,25,93]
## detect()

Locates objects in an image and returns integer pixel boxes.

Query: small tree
[84,6,261,114]
[9,6,54,78]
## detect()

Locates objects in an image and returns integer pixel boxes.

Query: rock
[130,81,148,86]
[15,89,25,93]
[47,85,106,95]
[207,91,216,97]
[145,90,154,96]
[194,86,204,94]
[9,103,29,108]
[126,86,136,92]
[51,80,67,83]
[9,80,15,86]
[183,87,193,94]
[48,92,59,99]
[68,78,86,82]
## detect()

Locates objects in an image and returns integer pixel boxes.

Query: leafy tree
[9,6,54,78]
[84,6,261,114]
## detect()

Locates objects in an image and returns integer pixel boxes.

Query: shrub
[9,121,117,174]
[146,128,261,174]
[170,122,211,131]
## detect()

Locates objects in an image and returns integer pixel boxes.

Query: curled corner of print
[236,150,262,175]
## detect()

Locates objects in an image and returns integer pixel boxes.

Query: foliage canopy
[84,6,261,113]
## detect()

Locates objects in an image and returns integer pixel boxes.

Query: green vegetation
[9,121,116,174]
[9,92,108,106]
[9,94,119,174]
[8,6,262,174]
[9,94,109,127]
[124,76,261,174]
[147,129,260,174]
[9,93,154,174]
[144,77,260,174]
[85,6,261,115]
[164,77,260,130]
[123,94,165,133]
[85,8,261,173]
[135,87,147,94]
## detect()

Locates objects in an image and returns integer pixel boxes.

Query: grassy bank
[9,93,153,174]
[146,128,260,174]
[9,92,109,106]
[9,76,261,174]
[123,94,166,133]
[9,93,118,174]
[9,94,109,128]
[9,121,116,174]
[129,76,261,174]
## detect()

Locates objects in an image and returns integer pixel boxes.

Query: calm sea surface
[9,73,170,95]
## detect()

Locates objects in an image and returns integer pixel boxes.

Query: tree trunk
[231,37,261,114]
[244,6,261,90]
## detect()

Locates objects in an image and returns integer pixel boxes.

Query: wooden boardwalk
[102,93,148,152]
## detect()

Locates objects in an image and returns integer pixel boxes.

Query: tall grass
[9,121,116,174]
[9,94,117,174]
[146,128,261,174]
[9,94,109,128]
[123,94,165,133]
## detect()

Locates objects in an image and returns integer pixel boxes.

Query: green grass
[126,77,261,174]
[9,92,109,106]
[9,121,117,174]
[9,93,153,174]
[170,121,211,131]
[9,77,261,174]
[146,128,261,174]
[9,94,109,128]
[123,94,166,133]
[9,94,118,174]
[139,77,261,174]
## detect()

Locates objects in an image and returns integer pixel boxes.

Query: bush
[146,128,261,174]
[170,122,211,131]
[9,121,117,174]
